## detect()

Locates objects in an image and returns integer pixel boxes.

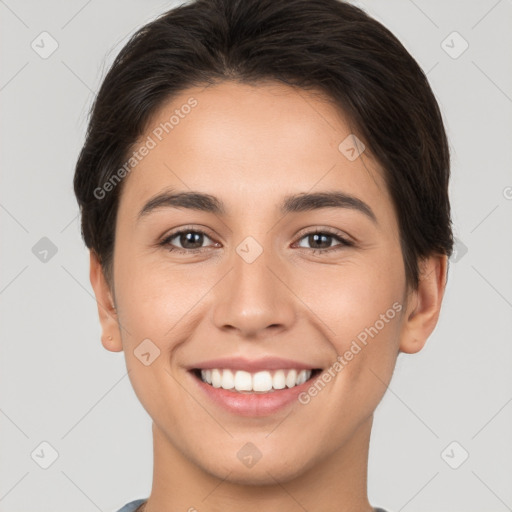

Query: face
[91,80,445,485]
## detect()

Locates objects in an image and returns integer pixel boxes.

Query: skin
[89,80,447,512]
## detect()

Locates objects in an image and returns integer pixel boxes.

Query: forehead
[117,80,393,223]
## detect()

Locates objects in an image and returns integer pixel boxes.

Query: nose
[212,245,296,339]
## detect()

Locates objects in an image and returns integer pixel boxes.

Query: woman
[73,0,453,510]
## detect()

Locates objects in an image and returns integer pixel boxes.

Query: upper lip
[187,356,320,372]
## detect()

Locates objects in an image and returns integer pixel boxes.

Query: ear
[89,250,123,352]
[399,254,448,354]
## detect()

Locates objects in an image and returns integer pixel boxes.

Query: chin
[200,451,315,486]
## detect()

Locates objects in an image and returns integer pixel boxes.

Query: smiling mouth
[191,368,322,393]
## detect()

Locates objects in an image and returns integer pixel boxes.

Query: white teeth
[221,369,235,390]
[201,369,212,384]
[234,370,252,391]
[211,369,222,388]
[272,369,286,389]
[198,368,313,392]
[296,369,308,385]
[253,371,273,392]
[285,369,297,388]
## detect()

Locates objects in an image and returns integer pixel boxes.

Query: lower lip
[189,371,318,417]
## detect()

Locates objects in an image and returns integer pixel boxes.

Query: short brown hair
[74,0,454,290]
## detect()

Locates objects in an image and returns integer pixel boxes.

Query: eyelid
[292,226,354,245]
[160,224,216,241]
[159,225,354,253]
[159,226,219,252]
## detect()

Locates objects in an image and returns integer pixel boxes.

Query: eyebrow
[138,190,226,218]
[281,191,377,223]
[137,189,377,224]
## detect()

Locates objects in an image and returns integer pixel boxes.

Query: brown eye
[176,231,206,249]
[304,233,334,249]
[161,229,217,253]
[296,231,352,251]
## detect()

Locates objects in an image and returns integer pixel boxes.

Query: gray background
[1,0,511,511]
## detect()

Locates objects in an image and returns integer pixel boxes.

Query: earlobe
[89,250,123,352]
[399,254,448,354]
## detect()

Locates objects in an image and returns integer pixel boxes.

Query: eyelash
[159,227,354,255]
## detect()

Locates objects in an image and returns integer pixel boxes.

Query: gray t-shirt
[115,499,146,512]
[114,499,390,512]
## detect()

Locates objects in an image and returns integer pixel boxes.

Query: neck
[143,416,375,512]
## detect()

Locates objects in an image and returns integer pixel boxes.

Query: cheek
[293,256,404,336]
[113,252,218,352]
[297,266,404,428]
[112,258,199,417]
[292,255,405,392]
